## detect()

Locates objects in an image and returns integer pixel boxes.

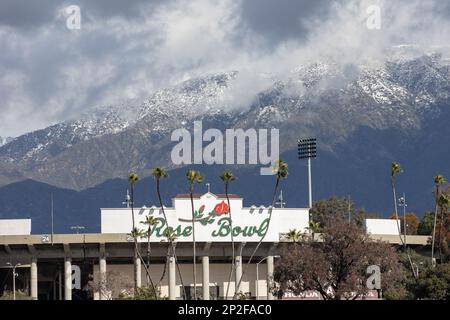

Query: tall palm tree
[432,175,445,266]
[390,162,417,278]
[220,170,236,300]
[390,162,404,243]
[437,193,449,262]
[186,169,203,300]
[141,215,158,288]
[151,167,186,298]
[128,172,140,294]
[234,159,288,299]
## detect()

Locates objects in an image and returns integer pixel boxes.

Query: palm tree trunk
[189,185,197,300]
[224,183,235,300]
[431,186,440,266]
[234,177,280,299]
[392,176,417,277]
[147,231,151,287]
[130,184,138,294]
[155,179,186,298]
[391,177,404,244]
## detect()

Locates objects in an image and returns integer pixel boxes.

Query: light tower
[298,138,317,208]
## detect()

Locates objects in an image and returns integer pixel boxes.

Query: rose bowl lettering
[151,217,269,238]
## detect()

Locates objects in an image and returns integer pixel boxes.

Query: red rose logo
[214,201,229,216]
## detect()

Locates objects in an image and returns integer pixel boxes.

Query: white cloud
[0,0,449,137]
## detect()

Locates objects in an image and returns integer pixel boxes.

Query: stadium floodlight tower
[298,138,317,208]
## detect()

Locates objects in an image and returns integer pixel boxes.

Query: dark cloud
[0,0,165,29]
[240,0,332,46]
[0,0,449,137]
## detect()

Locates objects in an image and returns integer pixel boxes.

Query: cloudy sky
[0,0,449,137]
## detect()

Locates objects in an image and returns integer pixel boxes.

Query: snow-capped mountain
[0,137,13,147]
[0,49,449,192]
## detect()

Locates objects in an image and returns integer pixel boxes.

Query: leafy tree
[220,170,237,300]
[414,263,450,300]
[274,218,404,300]
[437,193,450,262]
[389,212,420,235]
[186,169,203,300]
[309,196,365,228]
[418,212,435,235]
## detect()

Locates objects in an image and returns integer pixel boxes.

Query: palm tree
[437,193,449,262]
[128,172,141,294]
[220,170,236,300]
[151,167,186,298]
[234,159,288,299]
[432,175,445,266]
[141,215,158,287]
[186,169,203,300]
[390,162,417,278]
[286,229,301,242]
[390,162,404,243]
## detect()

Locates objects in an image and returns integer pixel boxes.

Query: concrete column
[168,256,176,300]
[64,258,72,300]
[58,269,62,300]
[235,255,242,294]
[30,258,38,300]
[202,256,210,300]
[99,254,107,300]
[266,256,274,300]
[135,256,142,289]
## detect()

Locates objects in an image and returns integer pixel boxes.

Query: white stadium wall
[365,218,400,235]
[101,192,310,242]
[0,218,32,235]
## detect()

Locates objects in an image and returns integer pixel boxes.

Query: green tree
[220,170,237,300]
[309,196,365,228]
[274,218,404,300]
[414,263,450,300]
[437,194,450,261]
[186,169,203,300]
[418,212,435,235]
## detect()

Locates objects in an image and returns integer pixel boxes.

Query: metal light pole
[398,193,407,250]
[256,256,280,300]
[298,138,317,208]
[6,262,21,300]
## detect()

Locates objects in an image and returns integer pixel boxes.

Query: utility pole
[6,262,21,300]
[275,190,286,208]
[122,189,131,208]
[298,138,317,208]
[51,193,54,245]
[398,193,407,250]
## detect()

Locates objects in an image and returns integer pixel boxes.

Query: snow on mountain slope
[0,48,449,190]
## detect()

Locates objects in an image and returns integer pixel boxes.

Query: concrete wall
[365,219,400,235]
[93,262,269,300]
[0,219,31,235]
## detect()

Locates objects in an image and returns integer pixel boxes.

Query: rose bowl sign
[100,192,310,242]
